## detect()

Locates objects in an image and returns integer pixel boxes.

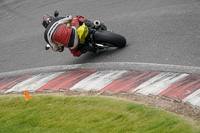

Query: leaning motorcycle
[47,11,126,53]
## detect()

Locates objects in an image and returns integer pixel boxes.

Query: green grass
[0,95,200,133]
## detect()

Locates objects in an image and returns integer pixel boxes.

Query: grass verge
[0,95,200,133]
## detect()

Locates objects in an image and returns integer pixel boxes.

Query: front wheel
[93,31,126,48]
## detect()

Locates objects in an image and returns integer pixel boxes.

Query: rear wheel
[93,31,126,48]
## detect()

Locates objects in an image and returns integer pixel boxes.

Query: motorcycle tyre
[94,31,126,48]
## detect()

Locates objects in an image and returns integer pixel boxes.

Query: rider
[41,14,94,57]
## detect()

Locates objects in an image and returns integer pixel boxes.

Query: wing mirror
[54,10,59,17]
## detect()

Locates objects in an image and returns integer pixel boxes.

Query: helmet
[41,14,53,28]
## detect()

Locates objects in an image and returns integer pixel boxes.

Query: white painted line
[132,72,189,95]
[185,94,200,108]
[69,70,127,91]
[183,89,200,108]
[183,89,200,102]
[5,72,63,93]
[2,62,200,79]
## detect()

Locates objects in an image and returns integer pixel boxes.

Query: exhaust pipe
[94,20,101,27]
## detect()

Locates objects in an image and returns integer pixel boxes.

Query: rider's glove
[57,44,64,52]
[59,46,64,52]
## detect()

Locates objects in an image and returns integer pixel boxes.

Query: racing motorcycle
[46,11,126,53]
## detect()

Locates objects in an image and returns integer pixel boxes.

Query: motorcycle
[46,11,126,53]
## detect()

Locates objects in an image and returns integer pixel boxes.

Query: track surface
[1,0,200,73]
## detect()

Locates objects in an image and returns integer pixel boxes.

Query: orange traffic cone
[24,90,31,100]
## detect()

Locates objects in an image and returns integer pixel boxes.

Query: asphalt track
[1,0,200,73]
[1,0,200,111]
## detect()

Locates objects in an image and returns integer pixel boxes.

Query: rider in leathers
[42,14,94,57]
